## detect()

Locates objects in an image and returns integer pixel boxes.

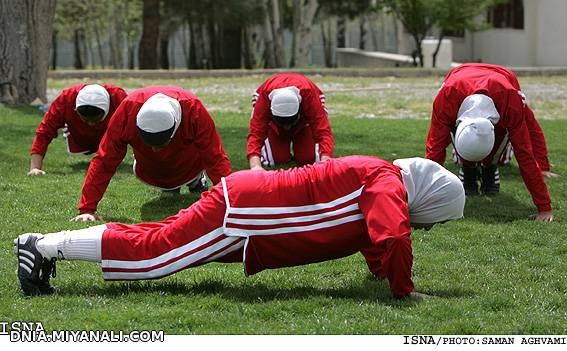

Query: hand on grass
[27,168,46,176]
[409,292,434,301]
[530,211,553,222]
[71,213,102,222]
[542,171,560,178]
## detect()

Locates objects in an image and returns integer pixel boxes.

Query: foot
[188,173,208,193]
[14,233,57,296]
[459,165,480,196]
[481,165,500,195]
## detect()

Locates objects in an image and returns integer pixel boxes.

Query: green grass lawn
[0,75,566,334]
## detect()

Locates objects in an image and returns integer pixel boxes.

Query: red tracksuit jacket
[101,156,414,297]
[247,73,334,160]
[78,86,232,214]
[31,83,127,156]
[425,63,551,212]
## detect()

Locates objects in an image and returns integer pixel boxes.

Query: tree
[432,0,503,67]
[138,0,160,69]
[380,0,437,67]
[290,0,319,67]
[317,0,374,66]
[0,0,56,105]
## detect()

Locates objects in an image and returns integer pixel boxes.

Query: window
[487,0,524,29]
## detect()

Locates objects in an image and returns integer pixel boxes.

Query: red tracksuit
[78,86,232,214]
[101,156,414,298]
[31,84,127,156]
[425,63,551,212]
[247,73,334,166]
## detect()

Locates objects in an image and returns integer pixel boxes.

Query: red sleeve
[30,93,69,156]
[425,87,460,165]
[523,105,550,171]
[303,89,334,157]
[246,89,271,159]
[78,104,129,214]
[357,171,414,298]
[504,92,552,212]
[189,100,232,184]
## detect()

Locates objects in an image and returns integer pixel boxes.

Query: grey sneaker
[14,234,56,296]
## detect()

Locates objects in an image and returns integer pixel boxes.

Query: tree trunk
[320,17,335,68]
[93,24,105,68]
[138,0,160,69]
[73,29,84,69]
[262,3,276,68]
[180,22,191,69]
[289,0,301,67]
[296,0,318,67]
[336,16,346,48]
[188,22,199,68]
[359,15,367,50]
[269,0,285,67]
[432,31,445,68]
[0,0,56,105]
[160,37,169,69]
[108,2,124,69]
[51,29,57,71]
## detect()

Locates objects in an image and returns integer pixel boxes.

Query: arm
[505,92,553,217]
[425,89,457,165]
[358,171,414,298]
[249,155,264,171]
[28,154,45,176]
[246,91,270,168]
[523,105,551,172]
[191,101,232,184]
[303,89,334,159]
[76,106,129,217]
[29,93,68,174]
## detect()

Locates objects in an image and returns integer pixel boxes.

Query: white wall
[473,29,529,66]
[533,0,567,66]
[451,0,567,67]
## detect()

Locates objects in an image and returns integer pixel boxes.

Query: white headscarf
[269,86,302,117]
[457,94,500,124]
[393,157,465,224]
[454,117,495,161]
[75,84,111,119]
[136,93,182,137]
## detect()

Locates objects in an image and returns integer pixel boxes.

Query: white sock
[36,224,106,262]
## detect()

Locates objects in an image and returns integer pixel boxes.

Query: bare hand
[530,211,553,222]
[250,165,265,171]
[71,213,102,222]
[542,171,560,178]
[27,168,46,176]
[409,291,434,300]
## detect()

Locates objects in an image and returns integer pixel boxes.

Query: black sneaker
[481,165,500,195]
[459,165,480,196]
[14,234,57,296]
[188,173,208,193]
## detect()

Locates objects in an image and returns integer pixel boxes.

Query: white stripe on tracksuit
[101,185,364,280]
[223,186,365,237]
[261,138,274,167]
[101,228,244,280]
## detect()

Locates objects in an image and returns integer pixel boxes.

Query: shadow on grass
[464,192,533,223]
[56,273,474,306]
[139,192,201,222]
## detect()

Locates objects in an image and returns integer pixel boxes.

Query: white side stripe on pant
[102,227,224,270]
[103,236,241,280]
